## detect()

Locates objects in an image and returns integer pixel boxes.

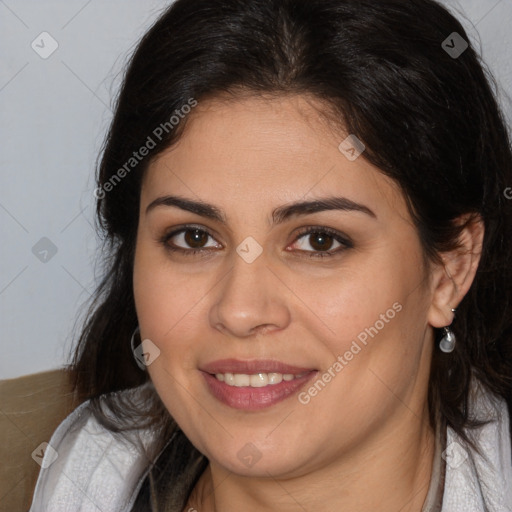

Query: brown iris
[308,232,334,252]
[184,229,209,248]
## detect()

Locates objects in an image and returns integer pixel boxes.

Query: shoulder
[29,382,162,512]
[442,379,512,511]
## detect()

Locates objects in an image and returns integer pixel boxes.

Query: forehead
[141,94,404,221]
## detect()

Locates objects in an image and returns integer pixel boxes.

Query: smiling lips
[200,359,317,410]
[215,371,309,387]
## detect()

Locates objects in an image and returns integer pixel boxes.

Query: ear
[427,214,485,328]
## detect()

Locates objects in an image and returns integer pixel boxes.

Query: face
[133,94,436,478]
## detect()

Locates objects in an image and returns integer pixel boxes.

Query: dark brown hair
[68,0,512,509]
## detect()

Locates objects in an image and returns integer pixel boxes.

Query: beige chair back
[0,369,80,512]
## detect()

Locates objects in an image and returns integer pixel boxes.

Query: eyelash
[159,225,353,259]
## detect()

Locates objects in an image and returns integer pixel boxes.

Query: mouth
[213,371,309,387]
[200,359,317,410]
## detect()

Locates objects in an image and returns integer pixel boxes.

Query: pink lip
[201,358,314,375]
[200,359,317,411]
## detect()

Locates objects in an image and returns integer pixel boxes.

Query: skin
[132,93,484,511]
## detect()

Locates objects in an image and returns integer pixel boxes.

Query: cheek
[287,257,405,349]
[133,252,204,423]
[134,239,192,335]
[133,242,214,378]
[291,247,426,397]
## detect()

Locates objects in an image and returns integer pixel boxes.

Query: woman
[29,0,512,510]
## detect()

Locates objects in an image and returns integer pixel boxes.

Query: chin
[204,438,313,479]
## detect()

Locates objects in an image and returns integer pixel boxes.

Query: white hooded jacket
[29,380,512,512]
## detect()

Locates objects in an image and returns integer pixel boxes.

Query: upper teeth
[215,372,306,387]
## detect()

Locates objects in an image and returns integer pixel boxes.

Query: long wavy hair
[68,0,512,509]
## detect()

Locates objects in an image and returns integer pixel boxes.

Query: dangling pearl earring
[439,327,456,353]
[439,308,457,353]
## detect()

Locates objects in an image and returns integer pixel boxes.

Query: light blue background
[1,0,511,378]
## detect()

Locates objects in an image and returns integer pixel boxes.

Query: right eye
[159,226,222,255]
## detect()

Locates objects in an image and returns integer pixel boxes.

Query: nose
[209,251,291,338]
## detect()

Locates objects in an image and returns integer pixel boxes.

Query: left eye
[293,231,343,253]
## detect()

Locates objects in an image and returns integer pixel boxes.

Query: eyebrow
[145,194,376,224]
